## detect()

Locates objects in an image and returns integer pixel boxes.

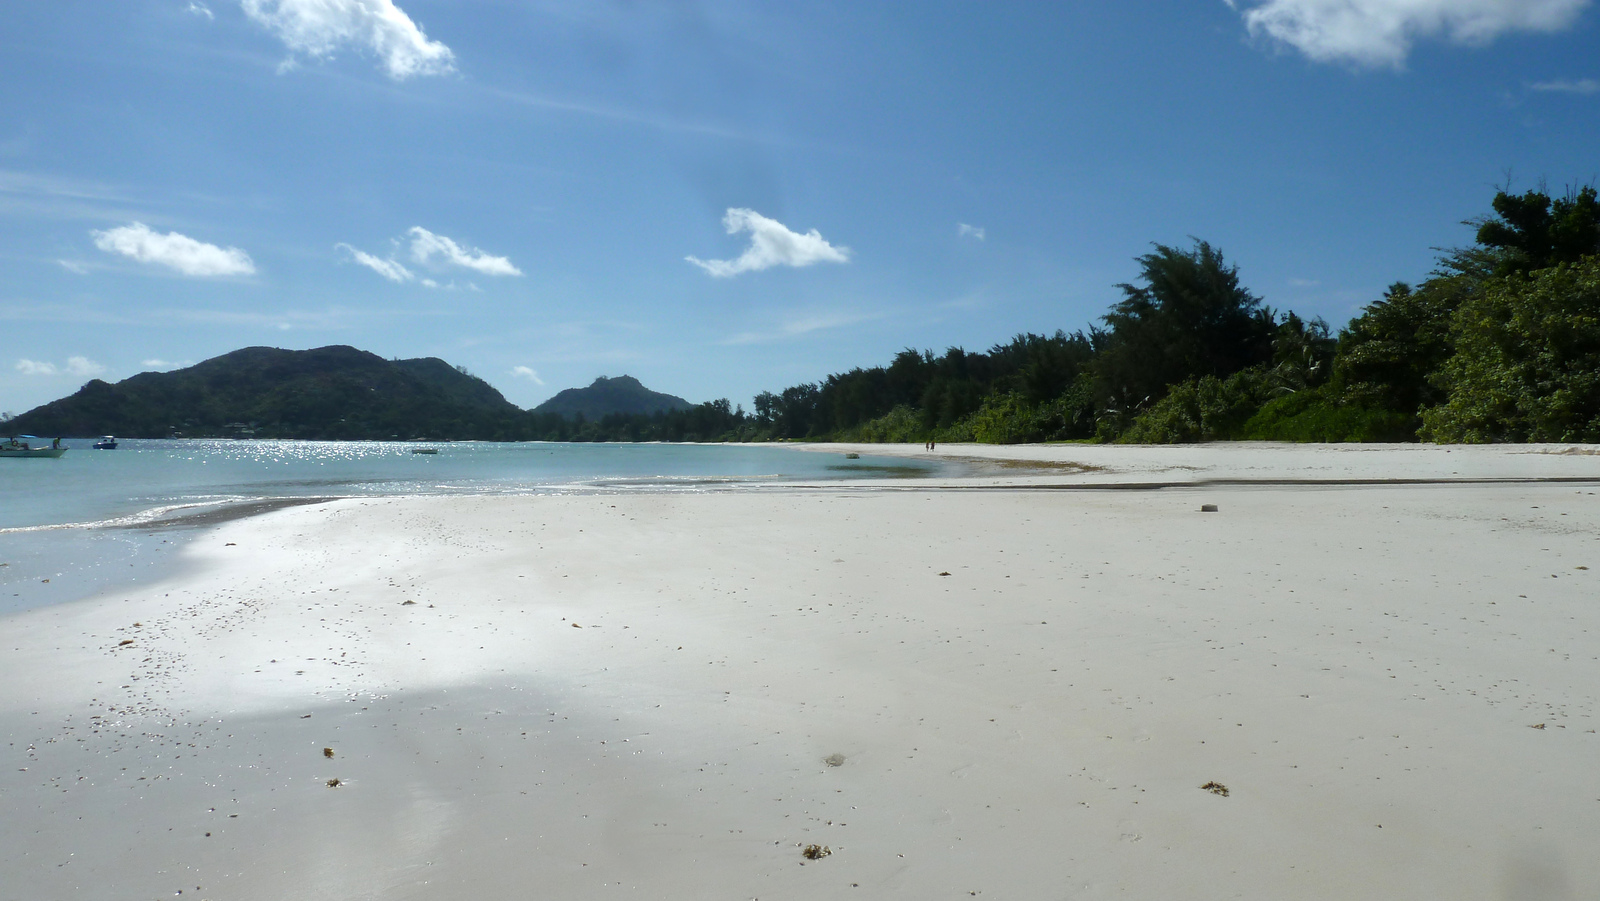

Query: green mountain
[5,345,526,440]
[531,375,693,421]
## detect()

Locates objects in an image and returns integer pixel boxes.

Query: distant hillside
[6,345,526,440]
[532,375,693,421]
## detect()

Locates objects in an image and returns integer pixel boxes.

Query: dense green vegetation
[9,185,1597,445]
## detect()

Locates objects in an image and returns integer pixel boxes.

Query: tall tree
[1333,279,1467,415]
[1474,185,1600,277]
[1095,240,1276,414]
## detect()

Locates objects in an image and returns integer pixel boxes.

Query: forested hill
[531,375,692,420]
[5,346,528,440]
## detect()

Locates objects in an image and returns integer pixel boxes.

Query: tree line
[577,183,1598,445]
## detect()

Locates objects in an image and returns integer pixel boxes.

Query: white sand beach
[4,443,1599,900]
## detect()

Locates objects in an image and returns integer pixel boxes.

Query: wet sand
[3,445,1599,899]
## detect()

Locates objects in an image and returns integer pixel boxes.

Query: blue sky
[3,0,1597,414]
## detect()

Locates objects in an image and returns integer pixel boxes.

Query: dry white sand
[4,444,1599,900]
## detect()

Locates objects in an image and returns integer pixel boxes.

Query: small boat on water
[1,436,67,458]
[93,436,118,449]
[411,447,439,455]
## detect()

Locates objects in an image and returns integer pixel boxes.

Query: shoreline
[4,444,1599,898]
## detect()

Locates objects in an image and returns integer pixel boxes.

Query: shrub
[1241,387,1418,442]
[1116,368,1272,443]
[1422,258,1600,443]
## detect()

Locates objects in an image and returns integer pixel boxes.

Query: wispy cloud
[14,356,104,377]
[687,209,850,278]
[241,0,455,80]
[0,169,130,204]
[141,358,194,371]
[958,223,986,241]
[57,259,91,275]
[721,310,879,345]
[407,227,521,276]
[511,365,545,385]
[938,290,989,311]
[1,299,437,331]
[1226,0,1592,68]
[418,279,481,291]
[187,1,214,20]
[152,305,365,332]
[336,242,414,281]
[338,228,519,283]
[485,86,782,146]
[1531,77,1600,94]
[0,168,145,222]
[91,222,255,276]
[0,301,136,326]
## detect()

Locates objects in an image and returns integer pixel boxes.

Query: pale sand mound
[3,446,1598,899]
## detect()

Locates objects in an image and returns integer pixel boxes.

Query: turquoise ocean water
[1,439,939,614]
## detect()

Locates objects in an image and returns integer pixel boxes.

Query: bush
[1240,387,1418,442]
[840,405,925,443]
[1116,368,1272,443]
[1422,258,1600,443]
[955,375,1097,444]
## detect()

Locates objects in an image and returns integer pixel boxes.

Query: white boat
[1,436,67,458]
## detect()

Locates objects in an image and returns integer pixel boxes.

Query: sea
[0,438,942,615]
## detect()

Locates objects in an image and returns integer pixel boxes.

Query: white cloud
[188,1,214,19]
[15,359,57,376]
[511,365,545,385]
[1531,77,1600,94]
[240,0,456,80]
[336,242,414,281]
[141,358,194,370]
[65,356,105,376]
[13,356,103,377]
[686,208,851,278]
[407,227,522,276]
[57,259,90,275]
[1226,0,1591,68]
[339,230,516,283]
[91,222,255,277]
[958,223,986,241]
